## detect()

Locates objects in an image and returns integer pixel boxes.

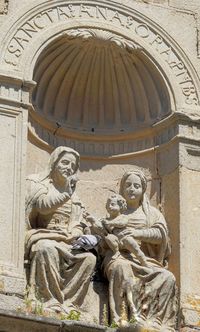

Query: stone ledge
[181,327,200,331]
[0,309,139,332]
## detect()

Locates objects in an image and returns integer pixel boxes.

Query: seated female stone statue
[102,170,178,331]
[25,146,96,313]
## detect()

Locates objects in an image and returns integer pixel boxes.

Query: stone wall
[0,0,200,331]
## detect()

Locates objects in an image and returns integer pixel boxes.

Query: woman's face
[122,174,143,204]
[54,153,77,179]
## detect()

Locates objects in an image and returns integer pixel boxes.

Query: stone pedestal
[0,309,139,332]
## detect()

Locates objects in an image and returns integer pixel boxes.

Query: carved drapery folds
[25,153,178,330]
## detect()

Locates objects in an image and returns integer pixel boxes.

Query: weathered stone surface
[0,100,27,294]
[25,147,98,321]
[0,294,23,312]
[181,328,200,332]
[0,0,200,330]
[0,309,62,332]
[24,152,178,330]
[0,0,8,14]
[0,309,140,332]
[62,321,113,332]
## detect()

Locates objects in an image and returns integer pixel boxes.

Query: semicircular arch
[0,0,199,111]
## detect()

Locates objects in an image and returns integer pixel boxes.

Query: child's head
[106,194,127,216]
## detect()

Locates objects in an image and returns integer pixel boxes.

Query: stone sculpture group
[25,146,178,331]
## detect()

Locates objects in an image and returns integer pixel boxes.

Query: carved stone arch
[0,0,200,157]
[26,26,176,156]
[31,28,171,128]
[21,23,179,111]
[0,0,199,107]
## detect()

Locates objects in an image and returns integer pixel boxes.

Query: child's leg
[122,236,149,267]
[104,234,119,253]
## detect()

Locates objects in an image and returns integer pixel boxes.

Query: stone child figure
[25,146,96,313]
[88,194,149,267]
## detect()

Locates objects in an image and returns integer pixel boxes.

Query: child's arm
[85,214,98,224]
[86,215,107,236]
[103,216,128,229]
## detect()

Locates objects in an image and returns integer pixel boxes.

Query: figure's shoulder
[26,173,49,198]
[149,205,161,215]
[118,214,128,222]
[26,173,40,183]
[149,205,166,224]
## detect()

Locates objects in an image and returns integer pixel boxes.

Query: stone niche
[28,30,171,210]
[26,30,179,331]
[0,0,200,331]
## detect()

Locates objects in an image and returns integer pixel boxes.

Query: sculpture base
[0,274,25,295]
[0,309,140,332]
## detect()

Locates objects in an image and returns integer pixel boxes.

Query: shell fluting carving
[32,29,170,138]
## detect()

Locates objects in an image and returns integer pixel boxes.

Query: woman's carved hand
[86,214,98,224]
[65,174,79,196]
[116,228,144,239]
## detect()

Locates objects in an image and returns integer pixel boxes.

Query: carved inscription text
[4,2,199,106]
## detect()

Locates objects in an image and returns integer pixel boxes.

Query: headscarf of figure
[119,170,151,226]
[40,146,80,181]
[26,147,81,230]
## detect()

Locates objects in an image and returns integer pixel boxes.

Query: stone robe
[25,174,96,311]
[102,206,177,331]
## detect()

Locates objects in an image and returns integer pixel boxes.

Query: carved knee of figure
[105,234,119,253]
[33,239,57,255]
[122,237,148,266]
[29,240,59,263]
[122,237,140,254]
[161,270,176,286]
[84,252,97,272]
